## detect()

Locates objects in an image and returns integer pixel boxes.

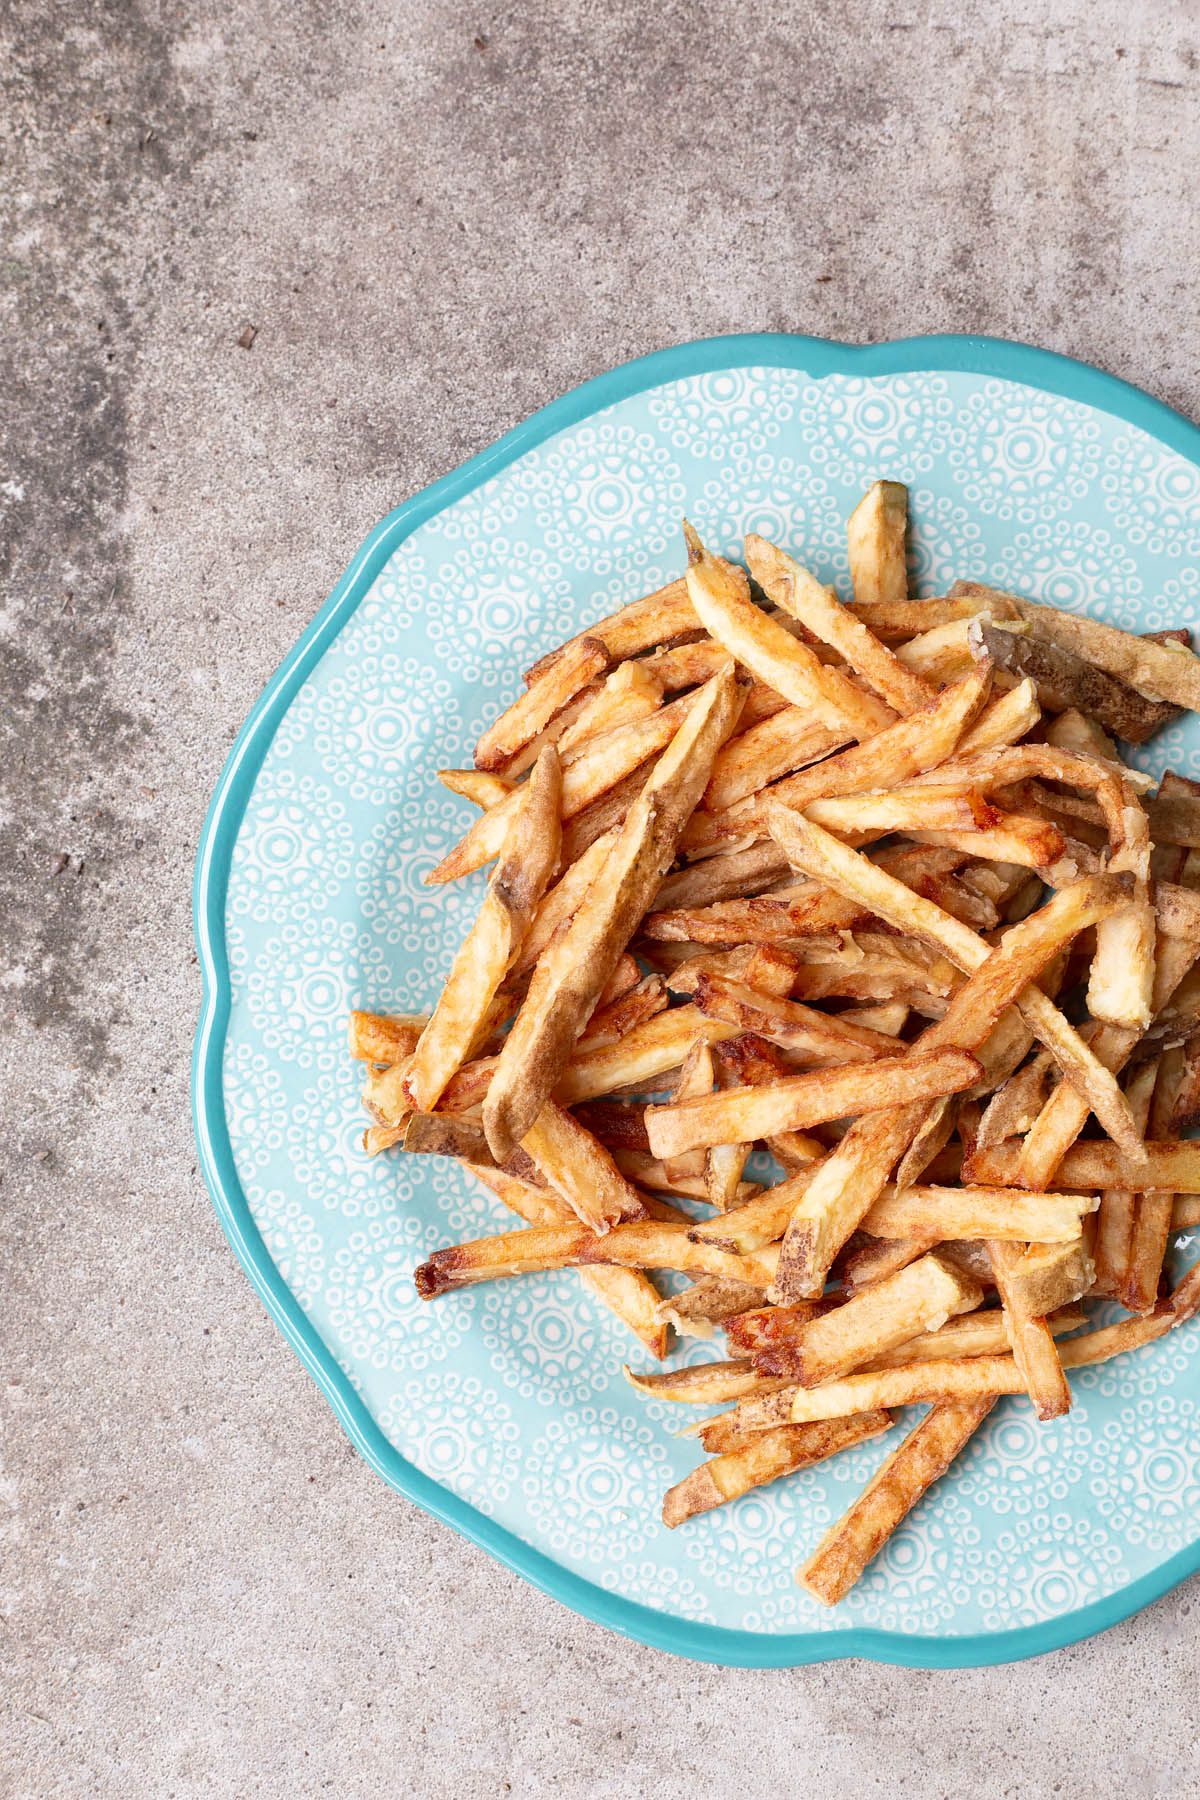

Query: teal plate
[193,334,1200,1667]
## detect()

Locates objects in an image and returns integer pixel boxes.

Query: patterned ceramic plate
[194,335,1200,1667]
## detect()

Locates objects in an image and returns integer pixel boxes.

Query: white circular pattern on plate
[220,362,1200,1644]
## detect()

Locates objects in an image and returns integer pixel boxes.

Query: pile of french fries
[351,480,1200,1605]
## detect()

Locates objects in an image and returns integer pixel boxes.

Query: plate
[194,334,1200,1667]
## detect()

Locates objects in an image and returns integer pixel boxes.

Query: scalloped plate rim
[192,331,1200,1668]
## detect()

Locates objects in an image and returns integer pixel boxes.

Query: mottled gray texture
[2,2,1199,1795]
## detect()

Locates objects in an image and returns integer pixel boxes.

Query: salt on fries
[348,480,1200,1605]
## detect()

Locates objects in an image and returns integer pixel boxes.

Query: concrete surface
[2,1,1199,1794]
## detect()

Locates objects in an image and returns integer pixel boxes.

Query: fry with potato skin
[663,1411,893,1529]
[966,1138,1200,1192]
[859,1184,1098,1243]
[484,666,745,1156]
[846,480,908,609]
[797,1399,996,1606]
[988,1239,1072,1422]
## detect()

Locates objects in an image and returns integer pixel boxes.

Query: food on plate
[350,482,1200,1604]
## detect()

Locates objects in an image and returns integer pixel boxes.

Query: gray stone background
[3,1,1199,1794]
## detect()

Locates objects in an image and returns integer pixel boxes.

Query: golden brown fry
[746,531,934,714]
[518,1099,646,1233]
[862,1305,1086,1370]
[840,1234,941,1294]
[848,594,1020,639]
[437,768,516,809]
[1093,1058,1159,1301]
[406,746,562,1112]
[403,1112,495,1164]
[653,1276,770,1338]
[347,1010,430,1064]
[703,708,850,813]
[612,1149,759,1205]
[557,659,665,758]
[859,1184,1097,1242]
[797,1400,996,1606]
[645,1046,981,1162]
[663,1411,892,1529]
[846,480,908,609]
[475,636,609,772]
[1172,1196,1200,1230]
[514,829,618,974]
[557,1004,740,1105]
[955,679,1041,756]
[623,1359,785,1405]
[969,1137,1200,1192]
[414,1218,779,1297]
[683,521,896,738]
[578,974,669,1048]
[1124,1047,1183,1315]
[653,841,792,910]
[755,1253,983,1387]
[722,1298,842,1351]
[988,1239,1071,1421]
[485,667,744,1156]
[992,1236,1094,1316]
[523,574,701,685]
[691,974,903,1065]
[969,616,1180,744]
[642,883,867,945]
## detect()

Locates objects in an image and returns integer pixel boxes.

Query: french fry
[683,522,896,738]
[405,746,562,1111]
[557,1004,740,1105]
[514,830,619,973]
[1093,1058,1159,1300]
[988,1239,1071,1421]
[661,1038,715,1183]
[577,974,668,1048]
[846,480,908,609]
[517,1099,646,1233]
[623,1359,782,1405]
[859,1184,1097,1243]
[968,617,1181,745]
[952,580,1200,713]
[612,1150,759,1205]
[1124,1047,1183,1314]
[754,1253,984,1386]
[437,769,515,809]
[556,659,665,758]
[523,574,701,685]
[484,667,744,1156]
[653,841,791,910]
[847,594,1019,640]
[840,1234,941,1293]
[414,1218,779,1297]
[703,708,851,813]
[746,532,935,714]
[967,1138,1200,1192]
[663,1411,892,1528]
[1173,1197,1200,1231]
[403,1112,495,1164]
[465,1163,668,1358]
[475,637,610,772]
[954,679,1040,756]
[797,1400,996,1605]
[691,974,903,1065]
[723,1299,843,1352]
[862,1305,1086,1369]
[653,1276,769,1338]
[347,1010,430,1064]
[642,882,868,945]
[644,1046,981,1162]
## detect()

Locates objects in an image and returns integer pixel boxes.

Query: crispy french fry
[664,1411,892,1528]
[414,1218,779,1297]
[557,659,665,757]
[1093,1058,1159,1300]
[703,708,850,813]
[645,1046,981,1162]
[848,594,1020,639]
[1172,1196,1200,1230]
[438,769,516,809]
[1124,1047,1183,1315]
[691,974,903,1065]
[475,637,609,772]
[406,746,562,1111]
[683,522,896,738]
[484,667,744,1155]
[862,1305,1086,1370]
[746,531,935,714]
[722,1299,843,1351]
[612,1150,759,1205]
[653,842,791,910]
[557,1004,740,1105]
[955,679,1041,756]
[347,1010,430,1064]
[623,1358,782,1405]
[988,1239,1071,1421]
[840,1234,941,1293]
[797,1400,996,1605]
[846,481,908,608]
[755,1253,983,1386]
[967,1138,1200,1192]
[653,1276,769,1338]
[518,1099,646,1233]
[578,974,668,1048]
[969,617,1180,744]
[859,1184,1097,1242]
[523,574,701,685]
